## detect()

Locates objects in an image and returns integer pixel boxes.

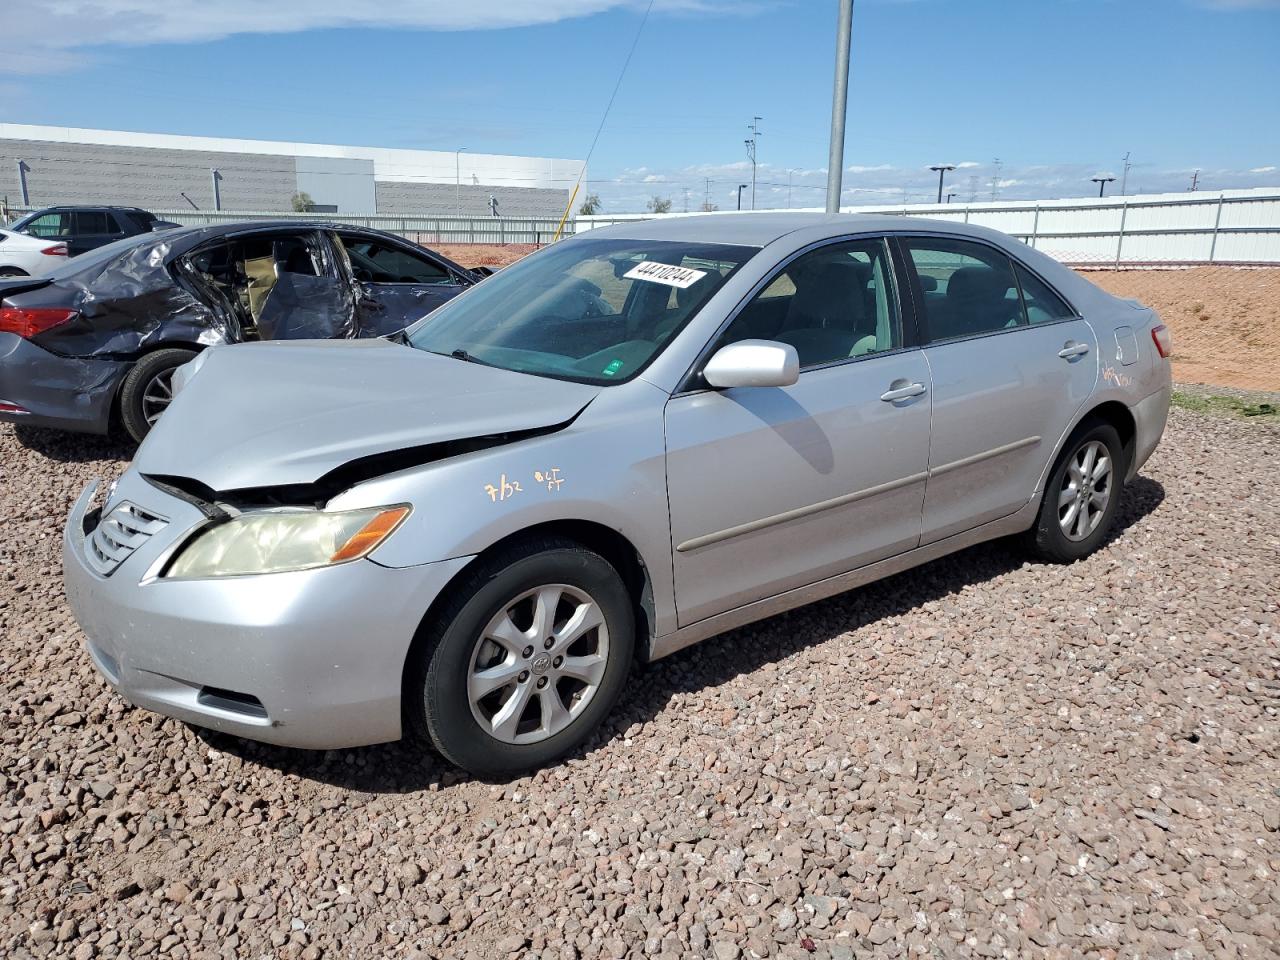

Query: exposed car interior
[179,233,328,340]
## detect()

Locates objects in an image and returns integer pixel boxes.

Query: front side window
[21,213,72,238]
[905,238,1022,341]
[338,234,451,284]
[714,238,900,369]
[406,238,754,384]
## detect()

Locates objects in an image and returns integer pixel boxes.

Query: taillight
[41,244,68,257]
[1151,323,1172,359]
[0,307,78,338]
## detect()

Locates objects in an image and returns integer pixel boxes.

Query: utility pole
[968,175,978,202]
[704,177,712,211]
[744,116,762,210]
[1189,169,1200,191]
[455,147,467,217]
[210,168,222,211]
[682,187,689,213]
[1091,175,1116,197]
[989,158,1002,201]
[1120,151,1132,196]
[929,164,955,204]
[736,184,748,210]
[15,160,29,206]
[786,169,800,209]
[825,0,854,214]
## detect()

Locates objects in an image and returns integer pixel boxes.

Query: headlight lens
[165,505,410,578]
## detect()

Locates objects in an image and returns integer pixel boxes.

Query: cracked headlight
[165,505,410,578]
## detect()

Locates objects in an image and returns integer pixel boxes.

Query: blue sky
[3,0,1278,212]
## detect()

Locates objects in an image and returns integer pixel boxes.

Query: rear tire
[0,266,29,277]
[408,537,633,777]
[118,348,197,442]
[1027,420,1125,563]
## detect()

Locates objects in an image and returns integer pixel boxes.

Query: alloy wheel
[467,583,610,745]
[1058,439,1112,541]
[140,369,176,426]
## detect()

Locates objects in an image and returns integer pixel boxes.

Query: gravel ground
[2,406,1278,960]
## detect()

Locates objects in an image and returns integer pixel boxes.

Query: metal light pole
[929,164,955,204]
[1091,176,1115,197]
[1120,151,1132,196]
[825,0,854,213]
[745,117,762,210]
[946,192,956,204]
[736,184,748,210]
[786,168,799,209]
[455,147,467,217]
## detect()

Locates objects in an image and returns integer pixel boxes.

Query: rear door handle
[1058,341,1090,359]
[880,380,927,402]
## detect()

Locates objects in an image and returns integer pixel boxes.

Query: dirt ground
[435,244,539,269]
[4,407,1278,959]
[1086,267,1280,392]
[432,244,1280,393]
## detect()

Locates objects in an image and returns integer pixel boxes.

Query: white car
[0,227,68,277]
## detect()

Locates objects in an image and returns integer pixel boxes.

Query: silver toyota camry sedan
[63,213,1172,775]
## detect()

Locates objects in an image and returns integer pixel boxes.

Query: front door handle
[880,380,927,403]
[1058,341,1090,360]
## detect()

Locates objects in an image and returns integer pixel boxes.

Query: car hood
[135,338,601,492]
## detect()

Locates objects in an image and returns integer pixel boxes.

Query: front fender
[326,382,677,636]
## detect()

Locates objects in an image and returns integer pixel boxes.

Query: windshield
[406,237,756,384]
[7,211,41,232]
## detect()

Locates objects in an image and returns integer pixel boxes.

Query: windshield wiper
[422,347,495,368]
[447,348,494,367]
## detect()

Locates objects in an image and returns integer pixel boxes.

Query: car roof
[27,205,153,213]
[575,211,1004,247]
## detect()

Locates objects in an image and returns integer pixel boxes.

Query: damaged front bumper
[63,473,473,749]
[0,333,127,434]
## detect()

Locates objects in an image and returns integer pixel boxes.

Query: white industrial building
[0,123,585,218]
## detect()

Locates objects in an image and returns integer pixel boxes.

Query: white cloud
[585,157,1280,213]
[1,1,736,75]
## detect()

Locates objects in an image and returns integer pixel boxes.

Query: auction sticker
[623,261,708,289]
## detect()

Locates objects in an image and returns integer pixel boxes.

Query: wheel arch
[108,341,206,426]
[1031,398,1138,510]
[1075,399,1137,477]
[399,519,657,724]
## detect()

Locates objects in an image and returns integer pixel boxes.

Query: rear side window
[1013,262,1074,324]
[74,211,115,234]
[905,238,1022,342]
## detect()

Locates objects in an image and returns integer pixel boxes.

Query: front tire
[409,538,634,777]
[1028,420,1125,563]
[118,348,197,442]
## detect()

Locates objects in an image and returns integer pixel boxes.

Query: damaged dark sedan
[0,221,479,441]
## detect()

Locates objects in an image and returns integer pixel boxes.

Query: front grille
[85,501,168,576]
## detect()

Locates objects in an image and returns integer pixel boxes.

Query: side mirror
[703,339,799,389]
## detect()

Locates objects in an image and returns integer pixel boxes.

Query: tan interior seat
[243,255,277,322]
